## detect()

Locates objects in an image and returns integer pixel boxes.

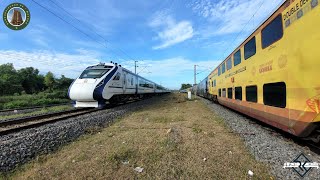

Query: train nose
[69,79,98,101]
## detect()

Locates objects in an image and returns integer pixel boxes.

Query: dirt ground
[4,93,272,179]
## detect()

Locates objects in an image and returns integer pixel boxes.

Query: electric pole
[134,61,138,74]
[194,65,197,97]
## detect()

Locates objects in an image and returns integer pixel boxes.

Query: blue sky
[0,0,284,89]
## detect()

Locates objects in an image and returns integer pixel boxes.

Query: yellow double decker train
[195,0,320,141]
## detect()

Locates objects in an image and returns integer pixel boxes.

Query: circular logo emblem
[3,3,30,30]
[278,55,288,69]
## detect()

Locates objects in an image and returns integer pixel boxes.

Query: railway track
[0,108,99,136]
[206,99,320,154]
[0,103,71,113]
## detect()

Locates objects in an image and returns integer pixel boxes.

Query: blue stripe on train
[93,66,118,101]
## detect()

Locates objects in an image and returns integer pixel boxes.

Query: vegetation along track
[0,108,99,136]
[0,103,71,113]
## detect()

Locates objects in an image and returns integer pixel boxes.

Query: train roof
[201,1,287,83]
[86,62,168,90]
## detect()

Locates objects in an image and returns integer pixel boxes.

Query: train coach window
[262,14,283,49]
[214,80,216,87]
[233,49,241,66]
[263,82,286,108]
[222,63,226,74]
[227,88,233,99]
[227,58,232,70]
[222,88,226,97]
[219,89,221,97]
[235,87,242,100]
[244,37,256,60]
[139,80,145,87]
[246,86,257,103]
[218,67,221,76]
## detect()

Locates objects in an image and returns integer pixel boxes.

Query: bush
[0,91,70,110]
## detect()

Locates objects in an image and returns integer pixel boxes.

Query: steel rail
[0,103,71,113]
[0,108,99,136]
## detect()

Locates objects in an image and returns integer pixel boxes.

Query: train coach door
[123,73,126,93]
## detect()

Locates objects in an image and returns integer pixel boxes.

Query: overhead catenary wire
[220,0,265,58]
[50,0,140,65]
[220,0,285,58]
[30,0,108,49]
[31,0,140,68]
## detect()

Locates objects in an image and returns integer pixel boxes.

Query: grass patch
[108,149,137,169]
[160,137,178,151]
[150,116,171,123]
[0,91,70,110]
[192,124,203,134]
[84,126,102,135]
[0,105,73,120]
[7,93,272,179]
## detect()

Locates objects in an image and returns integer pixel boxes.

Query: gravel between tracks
[201,98,320,179]
[0,96,164,172]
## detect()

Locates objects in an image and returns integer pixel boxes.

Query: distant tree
[55,75,73,91]
[36,74,45,92]
[0,63,22,95]
[180,84,192,90]
[18,67,44,94]
[44,72,55,92]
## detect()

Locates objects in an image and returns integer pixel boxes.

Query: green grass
[0,91,70,110]
[0,105,73,121]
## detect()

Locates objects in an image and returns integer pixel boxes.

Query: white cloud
[0,50,101,78]
[189,0,284,35]
[149,11,194,50]
[0,49,220,89]
[121,57,219,89]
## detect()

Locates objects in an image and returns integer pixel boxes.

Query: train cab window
[80,69,110,79]
[246,86,257,103]
[244,37,256,60]
[227,88,233,99]
[222,63,226,74]
[262,14,283,49]
[218,67,221,76]
[218,89,221,97]
[226,58,232,70]
[113,72,121,80]
[233,50,241,66]
[263,82,286,108]
[235,87,242,100]
[222,88,226,97]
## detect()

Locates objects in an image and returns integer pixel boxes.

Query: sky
[0,0,285,89]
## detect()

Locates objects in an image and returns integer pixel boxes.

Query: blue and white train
[68,62,170,108]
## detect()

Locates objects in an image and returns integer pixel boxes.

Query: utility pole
[134,61,138,74]
[134,60,138,95]
[194,65,197,97]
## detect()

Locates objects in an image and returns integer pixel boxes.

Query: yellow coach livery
[195,0,320,139]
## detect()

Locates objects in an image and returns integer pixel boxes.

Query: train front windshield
[79,69,110,79]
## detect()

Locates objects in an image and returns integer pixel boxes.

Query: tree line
[0,63,74,96]
[180,83,192,90]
